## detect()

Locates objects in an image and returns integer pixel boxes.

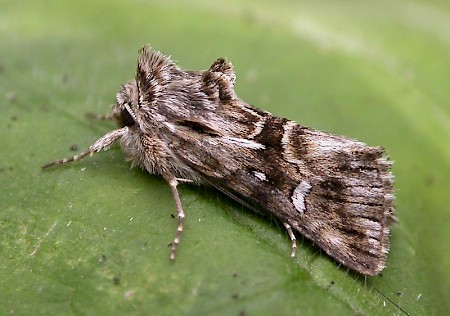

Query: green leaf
[1,0,448,315]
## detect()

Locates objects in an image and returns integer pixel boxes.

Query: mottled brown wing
[167,106,395,275]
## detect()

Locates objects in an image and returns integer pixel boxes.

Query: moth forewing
[169,114,395,275]
[43,45,395,275]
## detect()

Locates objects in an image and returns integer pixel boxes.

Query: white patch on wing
[223,137,265,149]
[253,171,267,181]
[291,180,312,214]
[281,120,296,146]
[282,121,305,165]
[307,131,366,155]
[248,116,267,139]
[164,122,176,133]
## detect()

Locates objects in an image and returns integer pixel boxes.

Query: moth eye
[119,105,135,127]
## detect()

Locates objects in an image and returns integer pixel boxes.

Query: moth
[43,45,396,275]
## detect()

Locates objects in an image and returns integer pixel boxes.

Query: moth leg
[42,127,129,169]
[283,222,297,258]
[167,178,186,261]
[85,112,114,121]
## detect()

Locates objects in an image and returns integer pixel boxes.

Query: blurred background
[1,1,449,315]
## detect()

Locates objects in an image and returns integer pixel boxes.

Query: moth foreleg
[42,127,128,169]
[283,222,297,258]
[167,178,186,261]
[85,112,114,121]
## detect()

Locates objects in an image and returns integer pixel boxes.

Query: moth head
[113,81,139,128]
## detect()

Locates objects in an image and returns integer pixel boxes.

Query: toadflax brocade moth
[43,45,396,275]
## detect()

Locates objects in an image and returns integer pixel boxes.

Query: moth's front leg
[42,127,129,168]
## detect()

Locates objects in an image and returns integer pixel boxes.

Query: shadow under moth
[43,45,396,275]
